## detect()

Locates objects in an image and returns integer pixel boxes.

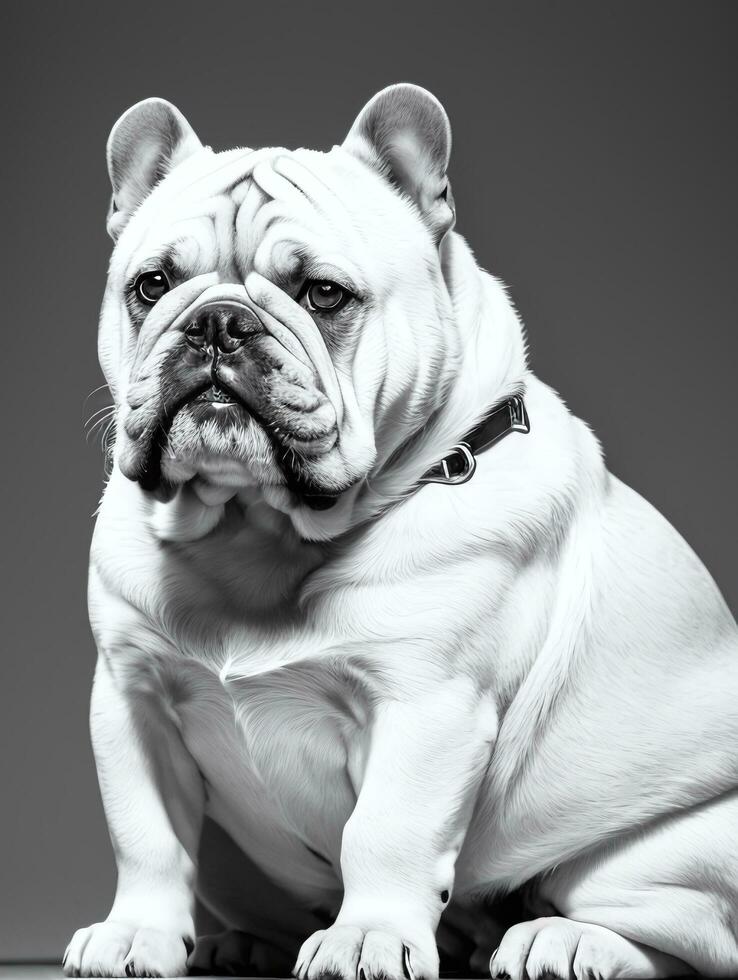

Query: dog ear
[343,83,455,243]
[106,98,203,240]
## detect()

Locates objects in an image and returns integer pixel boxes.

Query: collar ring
[419,442,477,485]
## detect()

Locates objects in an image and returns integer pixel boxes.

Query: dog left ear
[343,83,455,244]
[106,98,203,240]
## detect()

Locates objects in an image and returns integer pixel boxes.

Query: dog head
[100,84,462,539]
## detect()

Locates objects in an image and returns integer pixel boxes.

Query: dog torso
[90,358,738,910]
[90,366,576,895]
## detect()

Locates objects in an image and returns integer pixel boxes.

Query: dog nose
[184,304,260,354]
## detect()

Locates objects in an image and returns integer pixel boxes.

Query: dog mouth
[186,384,339,458]
[194,384,238,405]
[122,328,345,510]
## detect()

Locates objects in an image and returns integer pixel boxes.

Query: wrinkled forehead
[112,143,417,289]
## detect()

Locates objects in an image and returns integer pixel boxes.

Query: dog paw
[294,923,439,980]
[63,920,192,977]
[489,916,685,980]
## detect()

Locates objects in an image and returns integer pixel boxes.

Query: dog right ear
[343,83,455,244]
[106,98,203,240]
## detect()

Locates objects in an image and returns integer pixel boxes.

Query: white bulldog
[64,85,738,979]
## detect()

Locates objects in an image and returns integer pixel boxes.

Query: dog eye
[305,280,349,313]
[134,270,170,305]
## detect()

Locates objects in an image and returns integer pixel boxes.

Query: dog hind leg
[528,789,738,978]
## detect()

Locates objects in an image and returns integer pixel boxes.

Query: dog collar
[419,393,530,486]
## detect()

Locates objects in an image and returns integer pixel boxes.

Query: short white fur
[64,85,738,980]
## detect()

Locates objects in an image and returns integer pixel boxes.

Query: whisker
[85,410,115,435]
[85,409,116,442]
[83,382,111,408]
[84,404,116,428]
[86,406,115,429]
[83,381,117,478]
[101,417,116,476]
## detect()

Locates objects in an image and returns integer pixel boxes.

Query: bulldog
[64,85,738,979]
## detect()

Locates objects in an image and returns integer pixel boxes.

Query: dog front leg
[64,651,204,978]
[294,676,497,980]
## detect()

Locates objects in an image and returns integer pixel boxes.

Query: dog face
[100,85,458,538]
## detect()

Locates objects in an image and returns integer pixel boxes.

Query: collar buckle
[418,442,477,486]
[417,393,530,488]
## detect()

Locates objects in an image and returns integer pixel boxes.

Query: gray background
[1,0,736,961]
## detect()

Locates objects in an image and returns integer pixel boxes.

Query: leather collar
[419,393,530,485]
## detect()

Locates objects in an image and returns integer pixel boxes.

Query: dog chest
[149,627,367,899]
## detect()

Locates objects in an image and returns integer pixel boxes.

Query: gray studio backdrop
[1,0,736,961]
